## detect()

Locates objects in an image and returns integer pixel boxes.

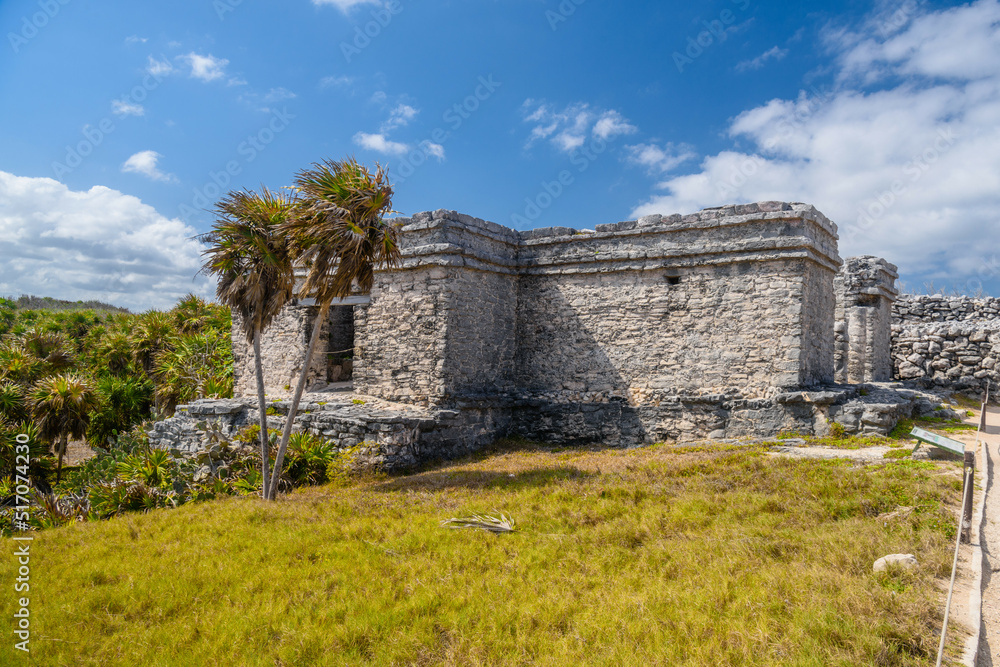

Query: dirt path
[978,413,1000,664]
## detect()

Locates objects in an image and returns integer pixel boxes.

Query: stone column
[834,256,899,383]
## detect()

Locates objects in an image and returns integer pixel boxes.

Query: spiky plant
[198,187,297,499]
[30,373,98,482]
[21,329,75,374]
[0,342,43,384]
[0,381,26,424]
[129,311,177,416]
[268,157,400,500]
[90,330,135,376]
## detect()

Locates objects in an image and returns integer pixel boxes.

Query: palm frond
[441,512,516,534]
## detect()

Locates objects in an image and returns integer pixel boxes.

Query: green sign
[909,427,966,456]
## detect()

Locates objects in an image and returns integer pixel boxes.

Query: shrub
[283,432,334,486]
[85,376,154,448]
[0,421,54,491]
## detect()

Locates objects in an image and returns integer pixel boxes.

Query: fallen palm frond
[441,512,515,533]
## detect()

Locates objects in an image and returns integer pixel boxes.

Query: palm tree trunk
[268,299,330,499]
[56,434,67,482]
[253,331,271,500]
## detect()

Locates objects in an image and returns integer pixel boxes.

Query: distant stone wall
[891,295,1000,394]
[894,295,1000,323]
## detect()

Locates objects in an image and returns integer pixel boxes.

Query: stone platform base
[148,383,960,470]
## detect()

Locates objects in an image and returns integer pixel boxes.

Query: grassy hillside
[0,442,964,666]
[1,294,130,314]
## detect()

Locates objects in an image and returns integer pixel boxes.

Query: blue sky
[1,0,999,309]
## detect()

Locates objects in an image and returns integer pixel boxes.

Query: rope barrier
[935,381,987,667]
[936,464,974,667]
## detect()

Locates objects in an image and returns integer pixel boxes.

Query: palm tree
[30,373,98,482]
[268,157,400,500]
[199,187,297,500]
[0,342,43,385]
[0,380,26,424]
[130,311,177,417]
[22,329,75,375]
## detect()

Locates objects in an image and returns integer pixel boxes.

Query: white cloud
[146,55,174,77]
[182,52,229,82]
[111,99,145,117]
[239,87,296,112]
[630,0,1000,293]
[422,141,445,160]
[353,132,409,155]
[125,36,147,45]
[320,75,353,88]
[736,45,788,72]
[0,171,213,311]
[381,103,419,132]
[593,110,638,140]
[626,142,695,175]
[311,0,379,11]
[121,151,176,183]
[521,100,637,153]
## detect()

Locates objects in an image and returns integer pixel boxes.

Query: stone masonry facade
[152,201,986,469]
[891,295,1000,395]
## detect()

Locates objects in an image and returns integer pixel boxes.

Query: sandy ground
[977,413,1000,664]
[62,438,97,467]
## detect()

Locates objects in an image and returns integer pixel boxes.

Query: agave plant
[268,158,400,500]
[116,449,174,488]
[88,479,175,518]
[29,373,98,482]
[32,490,91,528]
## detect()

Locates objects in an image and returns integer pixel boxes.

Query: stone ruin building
[150,201,1000,469]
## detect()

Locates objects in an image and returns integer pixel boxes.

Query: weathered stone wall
[353,266,451,405]
[514,262,810,404]
[511,203,841,401]
[835,256,898,383]
[889,295,1000,394]
[232,304,329,398]
[892,321,1000,393]
[894,295,1000,322]
[442,267,518,398]
[230,201,844,449]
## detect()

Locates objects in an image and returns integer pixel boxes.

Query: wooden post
[981,386,990,432]
[962,451,976,544]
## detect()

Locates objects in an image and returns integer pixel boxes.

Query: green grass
[0,442,964,666]
[890,417,977,439]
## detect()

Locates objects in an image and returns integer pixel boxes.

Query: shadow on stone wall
[512,281,648,445]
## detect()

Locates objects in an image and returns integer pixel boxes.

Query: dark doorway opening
[327,305,355,384]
